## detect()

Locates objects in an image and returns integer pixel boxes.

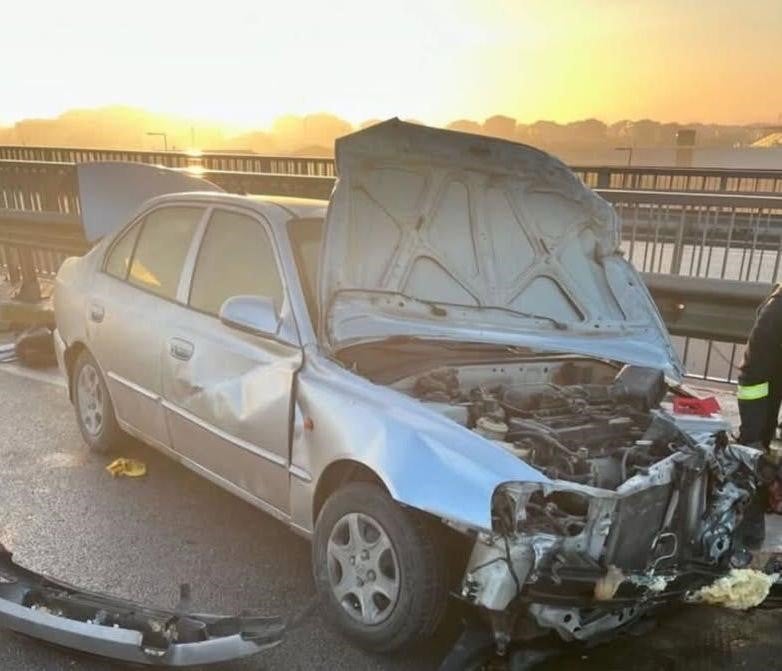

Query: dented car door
[160,207,301,516]
[91,205,207,447]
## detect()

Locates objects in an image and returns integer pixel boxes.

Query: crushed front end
[462,414,766,652]
[396,359,774,652]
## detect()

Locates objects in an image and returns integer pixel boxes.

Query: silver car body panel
[320,119,683,379]
[288,351,549,531]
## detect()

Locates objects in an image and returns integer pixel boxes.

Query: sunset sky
[3,0,780,128]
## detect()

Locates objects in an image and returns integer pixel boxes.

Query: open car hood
[320,120,684,379]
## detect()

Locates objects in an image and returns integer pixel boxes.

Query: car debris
[0,542,286,666]
[672,395,721,417]
[106,457,147,478]
[14,326,57,367]
[685,568,778,610]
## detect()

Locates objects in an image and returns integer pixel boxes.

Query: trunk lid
[319,120,683,379]
[76,162,222,242]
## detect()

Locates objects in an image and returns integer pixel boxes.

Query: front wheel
[312,482,448,652]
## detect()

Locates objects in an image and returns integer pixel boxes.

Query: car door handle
[88,302,105,323]
[169,338,194,361]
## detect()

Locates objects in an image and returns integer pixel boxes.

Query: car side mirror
[219,295,281,337]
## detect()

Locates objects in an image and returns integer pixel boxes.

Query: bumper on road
[0,543,285,667]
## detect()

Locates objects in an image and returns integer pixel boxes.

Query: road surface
[0,364,780,670]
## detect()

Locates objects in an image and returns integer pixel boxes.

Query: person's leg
[738,395,769,447]
[762,382,782,449]
[739,383,779,546]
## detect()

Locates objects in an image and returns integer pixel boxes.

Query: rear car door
[160,206,302,516]
[89,205,206,447]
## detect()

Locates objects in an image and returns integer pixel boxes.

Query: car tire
[72,350,124,453]
[312,482,448,652]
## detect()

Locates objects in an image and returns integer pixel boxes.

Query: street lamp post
[614,146,633,166]
[146,132,168,151]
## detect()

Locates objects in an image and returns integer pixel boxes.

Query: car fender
[291,352,549,533]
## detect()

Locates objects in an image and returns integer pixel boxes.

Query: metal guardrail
[602,190,782,283]
[3,144,782,194]
[597,189,782,382]
[575,166,782,195]
[2,157,781,382]
[0,146,337,177]
[643,273,767,383]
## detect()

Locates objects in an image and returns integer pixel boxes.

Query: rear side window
[128,207,203,299]
[189,209,283,316]
[105,224,140,279]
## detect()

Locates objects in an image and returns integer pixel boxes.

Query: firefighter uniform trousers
[738,284,782,448]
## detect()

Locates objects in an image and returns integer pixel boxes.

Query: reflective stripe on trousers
[737,382,770,401]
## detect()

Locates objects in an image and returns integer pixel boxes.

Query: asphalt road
[1,365,781,671]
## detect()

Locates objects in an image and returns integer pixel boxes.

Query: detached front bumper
[0,543,285,667]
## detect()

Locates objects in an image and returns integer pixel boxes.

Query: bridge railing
[3,157,782,382]
[0,145,337,177]
[575,166,782,195]
[3,144,782,194]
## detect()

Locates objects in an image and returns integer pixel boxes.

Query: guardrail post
[669,210,686,274]
[15,248,42,302]
[2,244,20,284]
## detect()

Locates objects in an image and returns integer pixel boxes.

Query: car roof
[245,195,329,220]
[147,191,328,220]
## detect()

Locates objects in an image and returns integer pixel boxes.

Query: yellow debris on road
[686,569,777,610]
[105,458,147,478]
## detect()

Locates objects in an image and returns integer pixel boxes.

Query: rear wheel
[72,350,124,453]
[312,482,448,652]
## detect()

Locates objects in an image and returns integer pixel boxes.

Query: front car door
[89,205,206,447]
[160,206,302,517]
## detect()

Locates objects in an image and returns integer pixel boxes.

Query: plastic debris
[105,458,147,478]
[594,565,625,601]
[686,569,777,610]
[672,395,720,417]
[627,573,671,593]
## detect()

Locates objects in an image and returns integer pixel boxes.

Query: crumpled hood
[319,119,683,379]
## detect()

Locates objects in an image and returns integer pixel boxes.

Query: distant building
[752,127,782,148]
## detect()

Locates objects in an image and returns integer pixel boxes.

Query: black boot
[740,487,767,550]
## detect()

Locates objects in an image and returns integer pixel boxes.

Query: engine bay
[403,361,693,492]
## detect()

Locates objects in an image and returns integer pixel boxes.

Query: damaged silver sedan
[50,120,773,661]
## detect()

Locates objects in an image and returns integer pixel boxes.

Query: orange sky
[2,0,780,128]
